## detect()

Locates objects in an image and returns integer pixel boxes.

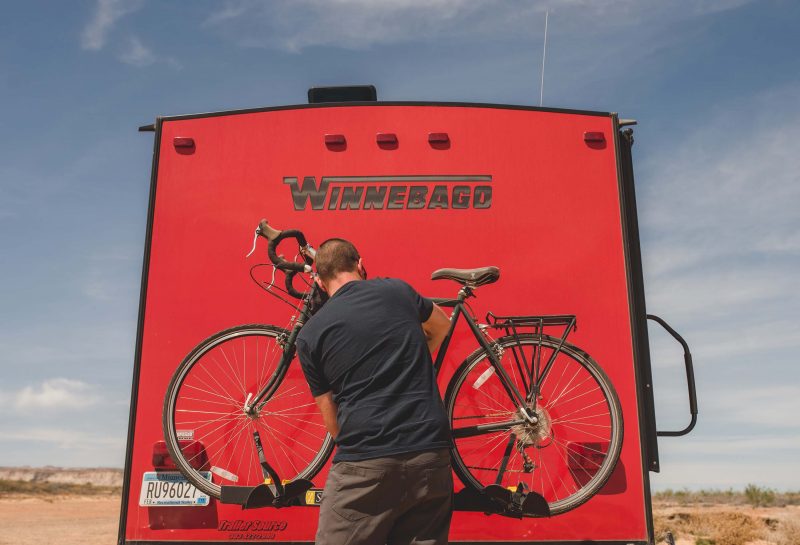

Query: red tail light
[567,441,608,470]
[152,440,208,470]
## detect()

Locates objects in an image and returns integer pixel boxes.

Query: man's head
[314,238,366,294]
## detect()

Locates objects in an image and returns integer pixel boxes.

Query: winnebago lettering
[284,175,493,210]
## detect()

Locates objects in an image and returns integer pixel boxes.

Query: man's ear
[357,258,367,280]
[314,275,328,292]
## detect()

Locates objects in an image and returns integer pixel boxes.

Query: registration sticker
[139,471,212,507]
[304,489,324,506]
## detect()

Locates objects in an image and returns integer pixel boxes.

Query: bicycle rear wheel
[445,334,622,515]
[163,324,333,498]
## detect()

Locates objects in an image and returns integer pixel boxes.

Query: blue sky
[1,0,798,491]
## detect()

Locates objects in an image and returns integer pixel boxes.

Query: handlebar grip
[259,220,311,272]
[256,219,314,299]
[258,219,282,242]
[267,231,310,272]
[284,271,307,300]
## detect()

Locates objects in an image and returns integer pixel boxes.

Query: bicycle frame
[247,280,574,438]
[432,288,578,442]
[431,289,534,439]
[249,284,319,413]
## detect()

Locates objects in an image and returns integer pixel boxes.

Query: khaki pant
[316,449,453,545]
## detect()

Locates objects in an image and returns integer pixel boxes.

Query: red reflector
[324,134,346,146]
[567,441,608,470]
[583,132,605,143]
[428,132,449,144]
[376,133,398,145]
[152,440,208,470]
[173,137,195,148]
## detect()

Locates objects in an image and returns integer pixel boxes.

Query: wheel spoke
[448,335,621,515]
[165,327,330,497]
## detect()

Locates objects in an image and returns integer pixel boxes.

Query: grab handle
[647,314,698,437]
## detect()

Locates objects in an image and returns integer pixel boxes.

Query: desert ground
[0,469,798,545]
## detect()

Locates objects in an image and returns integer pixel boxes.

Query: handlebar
[256,219,316,299]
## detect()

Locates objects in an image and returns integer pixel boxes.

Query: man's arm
[422,303,450,355]
[314,392,339,439]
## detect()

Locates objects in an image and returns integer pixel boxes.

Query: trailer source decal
[285,175,492,211]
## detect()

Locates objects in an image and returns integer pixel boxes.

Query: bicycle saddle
[431,266,500,287]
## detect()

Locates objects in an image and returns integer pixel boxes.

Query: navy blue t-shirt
[296,278,452,462]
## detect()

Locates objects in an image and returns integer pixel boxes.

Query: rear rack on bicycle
[486,312,577,332]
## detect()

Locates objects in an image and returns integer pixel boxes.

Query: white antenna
[539,10,549,107]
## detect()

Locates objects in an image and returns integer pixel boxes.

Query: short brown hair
[315,238,360,281]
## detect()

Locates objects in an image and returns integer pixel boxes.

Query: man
[296,238,453,545]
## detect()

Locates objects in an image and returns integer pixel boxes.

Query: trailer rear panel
[121,102,657,543]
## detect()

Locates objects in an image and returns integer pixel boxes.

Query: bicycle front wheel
[163,324,333,498]
[445,334,622,515]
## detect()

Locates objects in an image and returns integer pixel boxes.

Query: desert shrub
[708,512,761,545]
[653,486,799,507]
[661,511,762,545]
[0,479,120,497]
[744,484,775,507]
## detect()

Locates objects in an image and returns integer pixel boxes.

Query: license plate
[139,471,212,507]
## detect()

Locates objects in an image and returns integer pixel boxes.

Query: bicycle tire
[163,324,334,498]
[445,334,622,515]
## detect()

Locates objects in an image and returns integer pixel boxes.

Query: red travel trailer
[119,86,696,544]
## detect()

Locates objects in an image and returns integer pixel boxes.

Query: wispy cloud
[119,35,156,67]
[0,427,126,466]
[640,84,800,325]
[81,0,144,51]
[706,385,800,429]
[641,84,800,488]
[1,427,124,448]
[4,379,101,411]
[203,0,755,52]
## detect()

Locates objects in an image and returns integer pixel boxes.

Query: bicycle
[162,220,623,516]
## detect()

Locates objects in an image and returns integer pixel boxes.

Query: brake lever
[245,227,260,258]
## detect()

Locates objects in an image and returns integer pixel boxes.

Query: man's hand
[422,303,450,355]
[314,392,340,439]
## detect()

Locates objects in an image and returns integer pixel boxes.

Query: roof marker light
[428,132,449,144]
[583,132,605,143]
[376,133,398,145]
[173,137,195,148]
[325,134,346,147]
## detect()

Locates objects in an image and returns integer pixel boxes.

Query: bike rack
[454,483,551,518]
[647,314,698,437]
[219,432,314,509]
[216,432,550,517]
